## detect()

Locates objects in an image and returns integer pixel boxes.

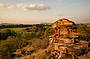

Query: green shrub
[32,39,49,50]
[0,29,16,40]
[0,36,28,59]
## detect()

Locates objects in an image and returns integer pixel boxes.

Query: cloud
[0,3,5,8]
[0,3,50,11]
[16,3,25,8]
[7,5,15,8]
[22,3,50,11]
[0,3,15,9]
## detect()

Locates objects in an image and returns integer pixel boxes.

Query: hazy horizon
[0,0,90,24]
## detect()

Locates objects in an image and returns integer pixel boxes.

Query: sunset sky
[0,0,90,24]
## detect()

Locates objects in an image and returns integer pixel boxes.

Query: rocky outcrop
[49,18,88,59]
[52,18,75,28]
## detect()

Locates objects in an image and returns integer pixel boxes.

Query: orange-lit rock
[49,18,88,59]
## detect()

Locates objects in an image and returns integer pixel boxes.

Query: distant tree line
[0,24,32,28]
[0,24,51,28]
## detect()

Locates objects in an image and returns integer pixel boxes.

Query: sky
[0,0,90,24]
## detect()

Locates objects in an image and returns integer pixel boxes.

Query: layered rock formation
[49,18,88,59]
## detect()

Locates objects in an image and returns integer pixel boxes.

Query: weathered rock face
[49,18,88,59]
[52,18,75,28]
[51,18,78,36]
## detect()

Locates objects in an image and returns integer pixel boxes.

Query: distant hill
[40,22,52,25]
